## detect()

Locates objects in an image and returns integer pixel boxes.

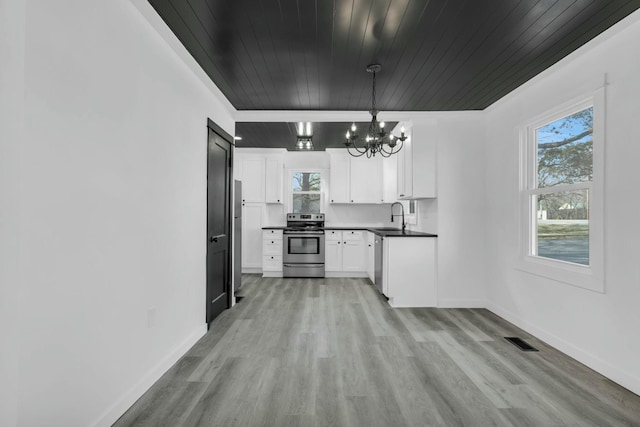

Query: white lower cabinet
[325,230,367,277]
[383,237,437,307]
[262,229,283,277]
[242,204,264,271]
[325,230,343,272]
[366,232,375,282]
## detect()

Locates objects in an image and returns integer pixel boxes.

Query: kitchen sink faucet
[390,202,406,232]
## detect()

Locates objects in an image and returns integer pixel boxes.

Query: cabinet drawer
[343,230,363,241]
[263,240,283,256]
[262,229,283,239]
[325,230,342,241]
[263,255,283,271]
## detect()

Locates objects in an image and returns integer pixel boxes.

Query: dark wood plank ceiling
[148,0,639,112]
[235,121,398,151]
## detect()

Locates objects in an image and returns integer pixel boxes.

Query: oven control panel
[287,213,325,221]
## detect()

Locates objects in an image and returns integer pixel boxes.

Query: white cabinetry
[324,230,367,277]
[242,204,264,270]
[381,156,398,203]
[262,229,283,277]
[239,158,265,203]
[396,122,437,199]
[383,237,437,307]
[265,157,283,204]
[328,153,350,203]
[349,156,383,203]
[325,230,343,272]
[328,150,388,204]
[366,232,375,282]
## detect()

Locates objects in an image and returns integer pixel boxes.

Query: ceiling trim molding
[234,110,484,123]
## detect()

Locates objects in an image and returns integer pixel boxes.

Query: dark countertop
[262,225,437,237]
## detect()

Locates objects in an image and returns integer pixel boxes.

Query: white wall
[8,1,235,426]
[0,0,25,425]
[484,10,640,394]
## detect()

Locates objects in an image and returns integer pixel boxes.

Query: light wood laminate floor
[114,276,640,426]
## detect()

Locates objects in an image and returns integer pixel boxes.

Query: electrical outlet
[147,307,156,328]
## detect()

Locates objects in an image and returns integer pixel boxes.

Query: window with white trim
[291,171,322,213]
[520,89,604,292]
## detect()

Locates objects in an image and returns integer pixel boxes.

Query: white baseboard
[324,272,369,278]
[91,324,208,427]
[262,272,283,277]
[438,299,487,308]
[487,302,640,396]
[242,267,262,274]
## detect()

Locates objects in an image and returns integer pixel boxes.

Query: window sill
[515,255,605,293]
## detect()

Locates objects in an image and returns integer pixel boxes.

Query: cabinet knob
[351,200,354,203]
[331,199,334,202]
[271,241,274,244]
[338,241,340,244]
[277,199,280,202]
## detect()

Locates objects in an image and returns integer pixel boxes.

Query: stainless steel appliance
[233,180,242,293]
[283,213,325,278]
[374,234,384,294]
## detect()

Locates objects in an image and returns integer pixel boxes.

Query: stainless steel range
[283,213,325,278]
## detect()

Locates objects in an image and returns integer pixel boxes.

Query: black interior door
[206,121,232,326]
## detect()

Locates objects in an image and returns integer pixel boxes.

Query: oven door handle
[284,231,324,235]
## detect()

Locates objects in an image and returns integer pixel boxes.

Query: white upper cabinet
[238,157,265,203]
[349,156,383,203]
[265,157,283,204]
[328,149,389,204]
[329,152,350,203]
[396,121,437,199]
[381,155,398,204]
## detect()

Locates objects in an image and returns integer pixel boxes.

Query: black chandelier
[345,64,407,158]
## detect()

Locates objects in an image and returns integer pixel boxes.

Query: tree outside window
[292,172,322,213]
[533,107,593,266]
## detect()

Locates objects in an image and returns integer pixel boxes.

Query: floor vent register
[504,337,539,352]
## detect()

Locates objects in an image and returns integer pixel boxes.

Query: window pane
[536,190,589,265]
[537,107,593,188]
[293,172,321,191]
[292,194,321,213]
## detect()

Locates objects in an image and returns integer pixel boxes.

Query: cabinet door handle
[399,194,405,197]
